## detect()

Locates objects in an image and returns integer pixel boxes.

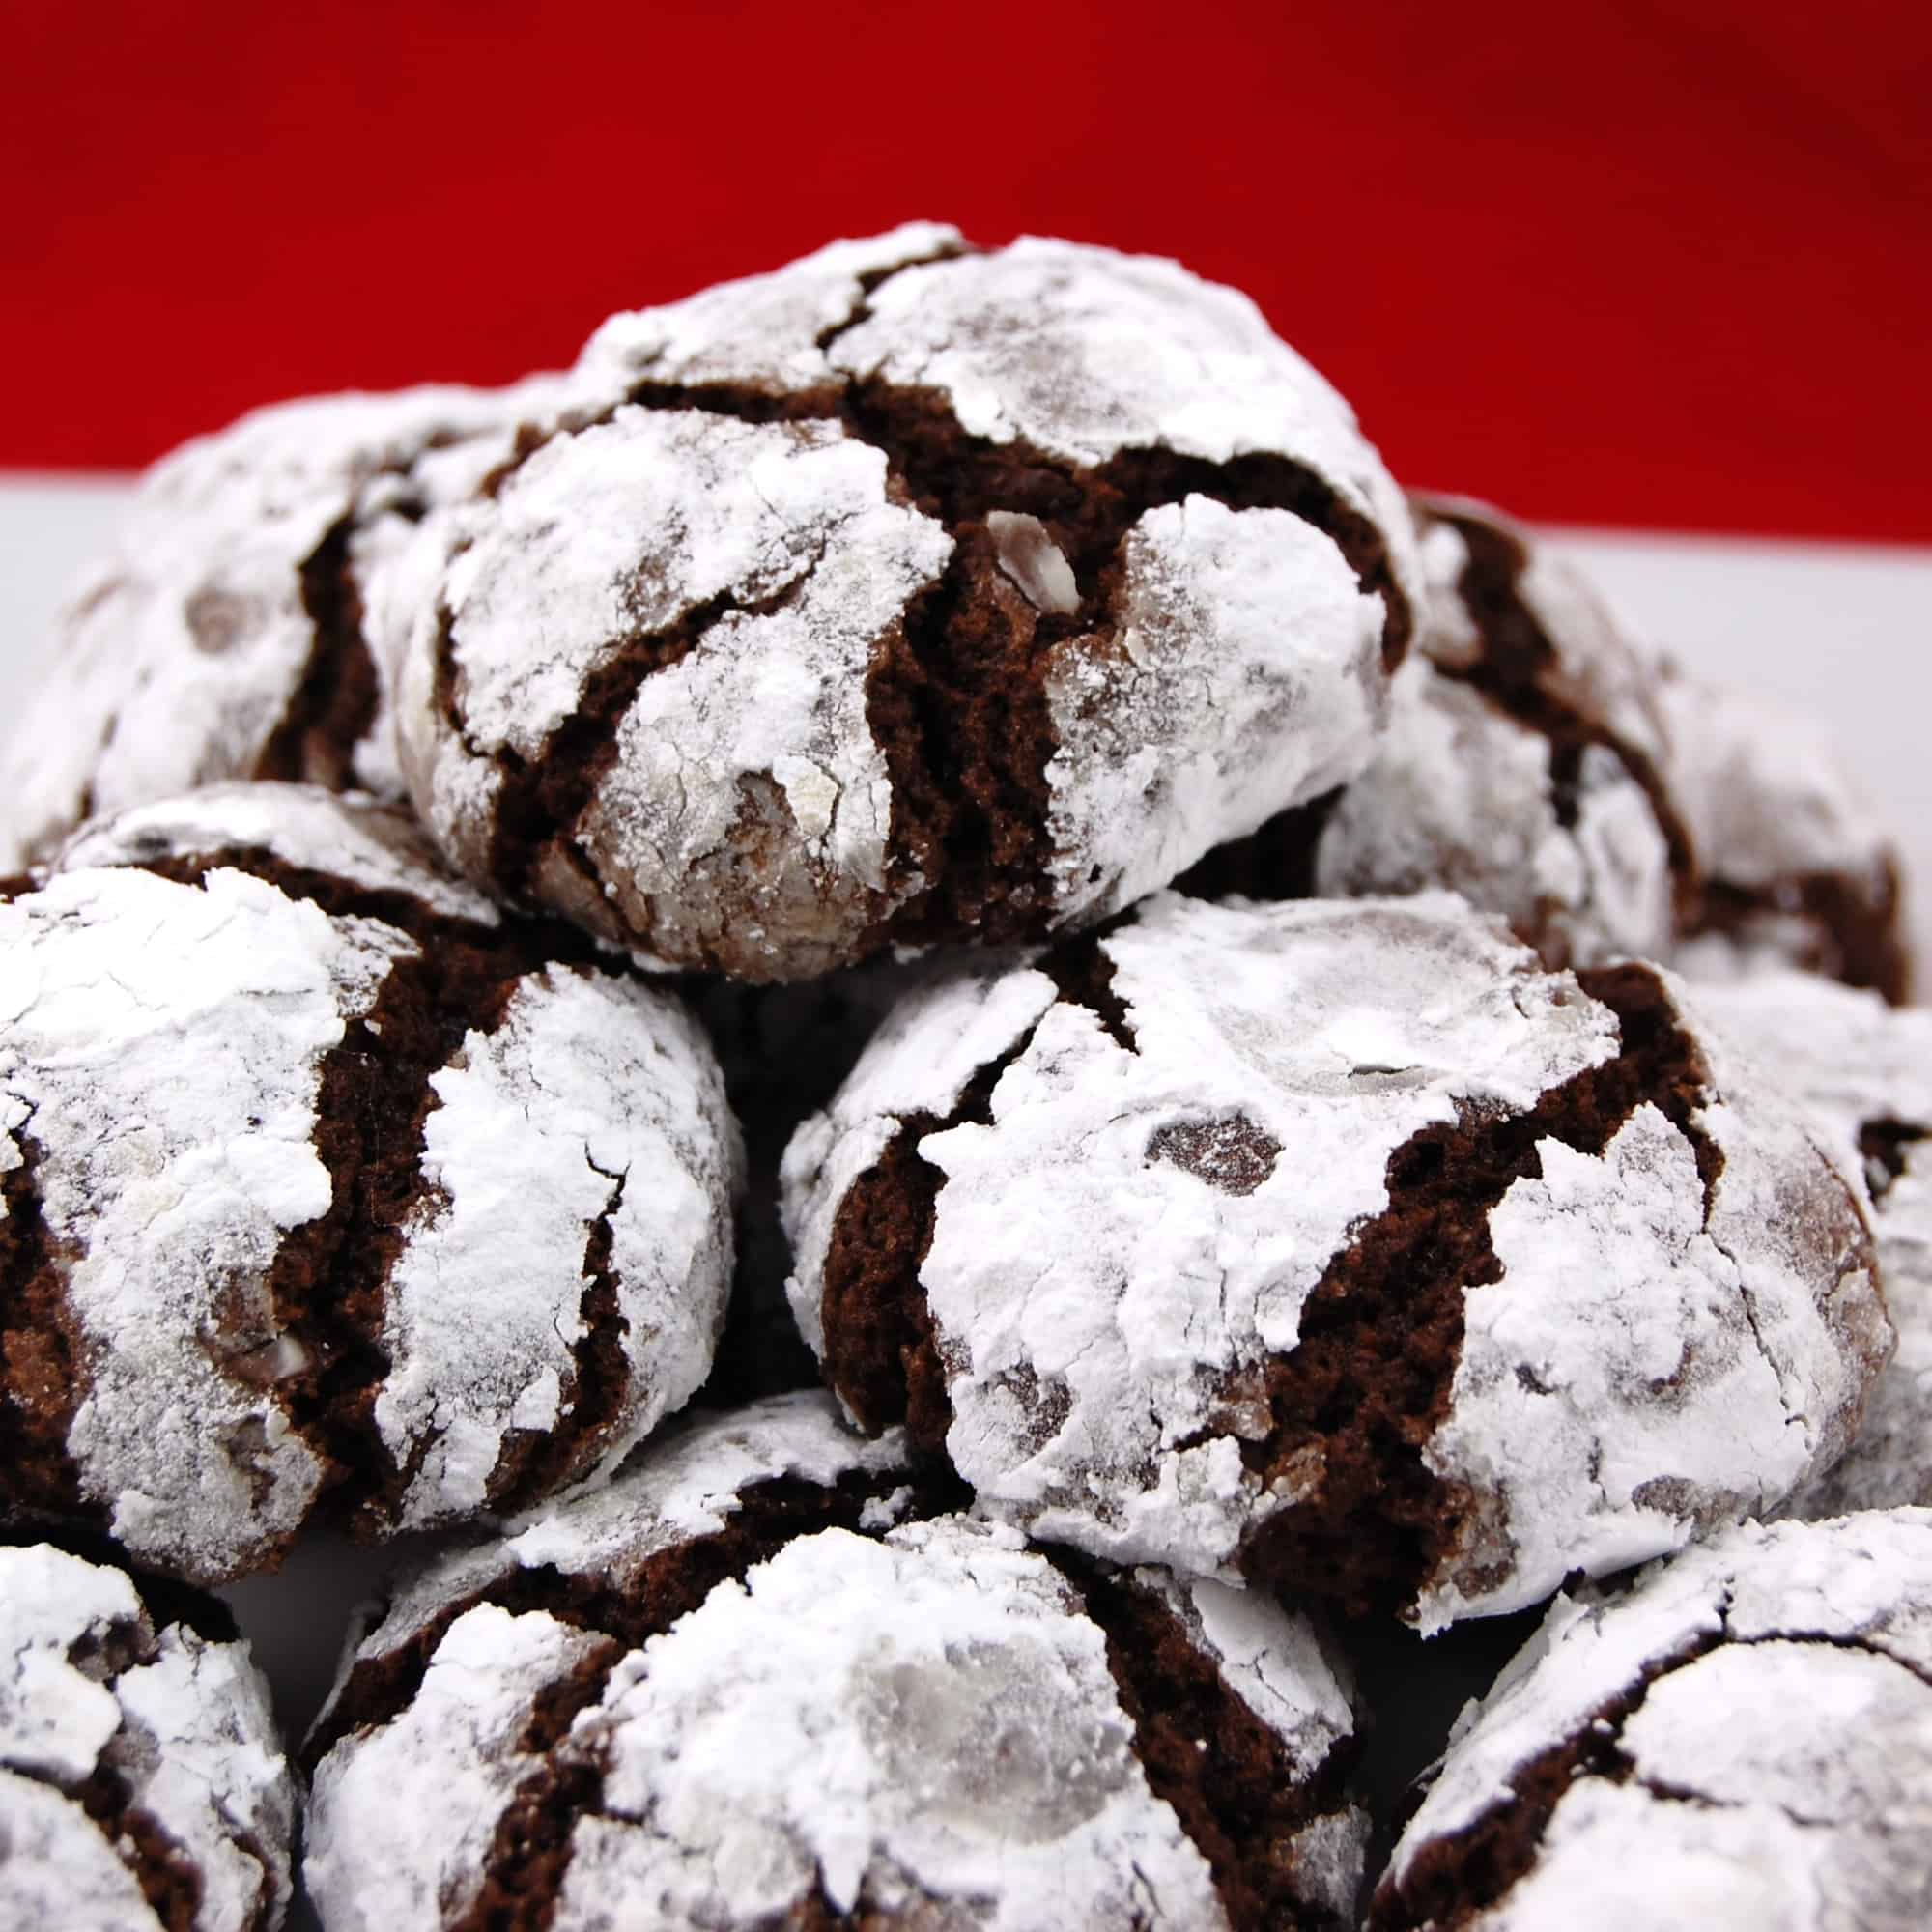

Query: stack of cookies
[2,226,1925,1930]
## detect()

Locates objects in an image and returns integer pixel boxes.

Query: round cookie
[1371,1510,1932,1930]
[394,224,1421,980]
[0,1533,296,1932]
[1180,496,1690,971]
[782,891,1888,1630]
[1658,662,1913,1001]
[0,378,563,872]
[1696,969,1932,1517]
[0,783,739,1584]
[304,1392,1368,1931]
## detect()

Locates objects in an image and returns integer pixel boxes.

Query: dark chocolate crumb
[1148,1117,1284,1197]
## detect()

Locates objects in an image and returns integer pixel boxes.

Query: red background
[6,2,1929,539]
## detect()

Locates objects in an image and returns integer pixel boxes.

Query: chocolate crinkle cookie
[1179,496,1691,971]
[1696,969,1932,1517]
[1658,661,1913,1001]
[783,891,1889,1630]
[1371,1510,1932,1931]
[0,1533,296,1931]
[0,378,566,873]
[390,223,1420,980]
[0,782,739,1585]
[304,1392,1368,1931]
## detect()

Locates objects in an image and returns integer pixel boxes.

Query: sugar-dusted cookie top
[394,226,1420,980]
[0,1535,296,1931]
[0,379,566,872]
[1660,663,1913,1001]
[1373,1510,1932,1931]
[305,1394,1368,1931]
[0,783,739,1582]
[1698,969,1932,1517]
[784,892,1887,1630]
[1181,497,1690,972]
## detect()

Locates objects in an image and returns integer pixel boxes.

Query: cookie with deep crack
[1696,970,1932,1517]
[392,223,1421,980]
[782,892,1889,1630]
[0,378,567,873]
[0,782,739,1584]
[0,1531,297,1931]
[1370,1510,1932,1930]
[1180,497,1690,971]
[303,1392,1369,1931]
[1658,662,1913,1001]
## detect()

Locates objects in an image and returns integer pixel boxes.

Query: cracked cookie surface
[1659,663,1913,1001]
[304,1392,1367,1931]
[0,783,739,1583]
[1698,970,1932,1517]
[782,893,1888,1629]
[393,225,1419,980]
[1372,1510,1932,1931]
[0,380,569,873]
[1182,497,1690,972]
[0,1534,296,1932]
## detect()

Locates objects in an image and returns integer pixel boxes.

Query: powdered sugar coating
[579,222,967,397]
[309,1471,1365,1931]
[1317,664,1674,969]
[396,407,952,976]
[402,229,1416,980]
[373,963,735,1527]
[1224,500,1680,969]
[1376,1511,1932,1930]
[322,1391,909,1690]
[1,786,737,1581]
[56,781,500,925]
[1658,663,1911,993]
[0,1542,295,1932]
[3,863,399,1576]
[0,382,565,872]
[1698,971,1932,1516]
[827,237,1415,560]
[1046,498,1387,925]
[784,893,1885,1623]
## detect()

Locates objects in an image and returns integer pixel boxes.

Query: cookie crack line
[1860,1118,1929,1206]
[447,1646,621,1932]
[481,1159,634,1514]
[1434,506,1694,887]
[125,851,594,1550]
[819,936,1143,1438]
[1369,1602,1734,1932]
[251,509,381,791]
[809,237,978,356]
[302,1463,963,1769]
[1236,962,1729,1621]
[3,1752,212,1932]
[476,552,832,908]
[1043,1548,1360,1932]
